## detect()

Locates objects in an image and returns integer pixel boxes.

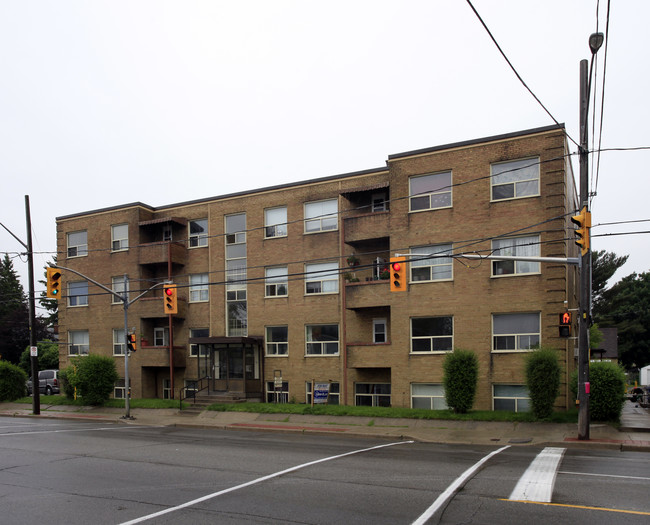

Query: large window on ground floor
[306,382,340,405]
[493,385,530,412]
[411,383,448,410]
[114,379,126,399]
[355,383,391,407]
[266,381,289,403]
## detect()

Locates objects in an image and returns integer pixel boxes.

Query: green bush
[525,347,561,419]
[58,368,76,399]
[63,355,119,405]
[570,361,627,421]
[0,361,28,401]
[443,349,478,413]
[19,341,60,375]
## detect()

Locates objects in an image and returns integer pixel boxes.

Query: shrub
[64,355,119,405]
[569,361,627,421]
[525,347,561,419]
[443,349,478,413]
[19,341,60,375]
[0,361,28,401]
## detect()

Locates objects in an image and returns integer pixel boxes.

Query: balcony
[139,241,187,267]
[346,343,392,368]
[133,295,187,319]
[344,276,391,309]
[132,345,186,368]
[343,211,390,243]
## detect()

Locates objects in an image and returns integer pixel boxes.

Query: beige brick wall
[56,126,578,410]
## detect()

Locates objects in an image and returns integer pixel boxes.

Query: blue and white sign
[313,383,330,404]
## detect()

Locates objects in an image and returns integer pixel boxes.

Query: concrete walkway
[1,400,649,452]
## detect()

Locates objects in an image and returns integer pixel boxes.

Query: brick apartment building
[56,124,579,411]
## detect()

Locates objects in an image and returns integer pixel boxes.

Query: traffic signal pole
[52,265,166,419]
[577,58,591,440]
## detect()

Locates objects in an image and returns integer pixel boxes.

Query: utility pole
[577,57,590,440]
[25,196,40,415]
[577,32,603,440]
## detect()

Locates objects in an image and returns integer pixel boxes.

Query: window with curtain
[492,235,540,276]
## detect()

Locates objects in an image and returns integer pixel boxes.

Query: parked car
[26,369,60,395]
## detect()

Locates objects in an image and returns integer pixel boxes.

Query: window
[411,383,448,410]
[306,324,339,355]
[67,230,87,258]
[266,326,288,356]
[305,262,339,294]
[265,267,288,297]
[410,244,453,282]
[306,382,340,405]
[409,171,452,211]
[226,213,247,337]
[373,319,387,343]
[154,327,169,347]
[112,276,129,304]
[190,273,209,302]
[265,207,288,238]
[68,281,88,307]
[162,379,171,400]
[266,381,289,403]
[189,328,209,357]
[493,313,540,351]
[304,199,337,233]
[69,330,89,355]
[372,192,388,212]
[113,329,125,356]
[114,379,126,399]
[355,383,391,407]
[491,157,540,201]
[411,316,453,352]
[493,385,530,412]
[189,219,208,247]
[492,235,540,276]
[111,224,128,251]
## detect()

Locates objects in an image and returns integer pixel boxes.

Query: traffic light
[389,256,407,292]
[559,311,572,337]
[163,283,178,314]
[571,206,591,256]
[126,333,137,352]
[46,267,62,299]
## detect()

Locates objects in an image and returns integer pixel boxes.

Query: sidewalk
[1,400,649,452]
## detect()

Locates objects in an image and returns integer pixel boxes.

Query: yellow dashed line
[501,499,650,516]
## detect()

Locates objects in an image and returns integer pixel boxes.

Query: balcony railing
[139,241,187,267]
[343,211,390,243]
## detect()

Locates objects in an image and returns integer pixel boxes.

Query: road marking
[411,445,511,525]
[501,499,650,516]
[509,447,565,502]
[560,470,650,481]
[118,440,415,525]
[0,426,161,436]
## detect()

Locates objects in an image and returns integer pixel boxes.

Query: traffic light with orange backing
[46,267,62,299]
[559,311,572,337]
[571,206,591,256]
[163,283,178,314]
[389,257,407,292]
[126,333,137,352]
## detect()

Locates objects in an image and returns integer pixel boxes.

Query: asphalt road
[1,417,648,524]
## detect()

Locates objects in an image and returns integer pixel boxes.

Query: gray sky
[2,1,648,298]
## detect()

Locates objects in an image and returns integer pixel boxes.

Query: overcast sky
[2,1,648,298]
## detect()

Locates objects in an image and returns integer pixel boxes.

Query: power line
[464,0,579,148]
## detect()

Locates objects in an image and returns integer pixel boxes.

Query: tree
[443,349,478,414]
[0,361,28,401]
[592,250,628,322]
[19,341,59,375]
[597,272,650,370]
[0,254,49,364]
[525,347,561,419]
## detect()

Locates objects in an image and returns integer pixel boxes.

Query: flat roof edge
[387,124,566,161]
